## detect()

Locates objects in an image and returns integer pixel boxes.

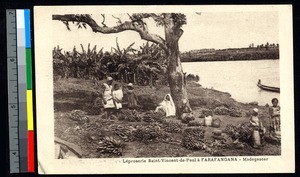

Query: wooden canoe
[257,80,280,93]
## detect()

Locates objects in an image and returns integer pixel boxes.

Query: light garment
[249,116,263,147]
[250,116,266,133]
[250,116,260,127]
[269,106,281,139]
[102,83,114,108]
[155,94,176,117]
[113,89,123,109]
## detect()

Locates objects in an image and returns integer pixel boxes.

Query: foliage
[181,48,279,62]
[186,74,200,82]
[53,40,168,86]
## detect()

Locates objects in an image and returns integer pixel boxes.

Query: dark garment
[127,90,138,109]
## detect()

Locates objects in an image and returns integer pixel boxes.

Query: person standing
[126,83,138,110]
[250,108,265,148]
[269,98,281,142]
[101,76,114,119]
[112,83,123,111]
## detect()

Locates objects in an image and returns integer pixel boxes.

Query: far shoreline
[181,58,279,63]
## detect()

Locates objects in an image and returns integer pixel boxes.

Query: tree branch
[112,15,122,24]
[101,14,107,27]
[52,14,168,52]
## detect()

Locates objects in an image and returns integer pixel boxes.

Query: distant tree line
[181,43,279,62]
[249,42,279,49]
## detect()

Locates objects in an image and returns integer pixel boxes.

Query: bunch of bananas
[181,127,206,150]
[224,123,253,142]
[237,122,253,142]
[69,110,90,123]
[162,120,183,133]
[201,109,213,117]
[187,121,204,127]
[181,115,195,124]
[214,106,242,117]
[119,109,141,122]
[224,124,239,139]
[81,123,104,143]
[112,125,135,142]
[97,136,125,156]
[143,111,166,123]
[132,123,165,143]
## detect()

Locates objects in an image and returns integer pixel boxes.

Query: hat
[127,83,133,87]
[253,108,259,113]
[107,76,113,81]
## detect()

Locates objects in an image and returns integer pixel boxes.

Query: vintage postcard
[34,5,294,174]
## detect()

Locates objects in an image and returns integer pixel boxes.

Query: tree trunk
[165,24,191,117]
[133,73,136,84]
[149,73,153,88]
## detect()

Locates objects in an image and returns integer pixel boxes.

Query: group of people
[101,76,179,119]
[100,77,281,147]
[101,77,138,119]
[250,98,281,148]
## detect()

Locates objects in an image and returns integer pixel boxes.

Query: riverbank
[54,78,280,158]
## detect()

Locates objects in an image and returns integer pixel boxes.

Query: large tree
[53,13,191,116]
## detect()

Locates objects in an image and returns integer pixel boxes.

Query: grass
[54,78,280,158]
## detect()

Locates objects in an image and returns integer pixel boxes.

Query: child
[269,98,281,142]
[250,108,265,148]
[112,83,123,117]
[101,82,114,119]
[126,83,138,110]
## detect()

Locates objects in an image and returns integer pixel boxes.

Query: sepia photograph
[34,5,294,174]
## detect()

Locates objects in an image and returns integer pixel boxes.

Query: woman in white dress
[155,94,176,117]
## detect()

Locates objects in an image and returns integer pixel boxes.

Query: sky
[52,11,279,52]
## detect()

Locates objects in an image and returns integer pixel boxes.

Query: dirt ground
[54,78,281,158]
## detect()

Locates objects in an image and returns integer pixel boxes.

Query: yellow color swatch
[27,90,33,130]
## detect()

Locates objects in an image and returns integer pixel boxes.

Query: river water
[182,60,280,106]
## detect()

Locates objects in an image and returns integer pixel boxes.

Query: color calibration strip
[7,9,34,173]
[24,9,34,173]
